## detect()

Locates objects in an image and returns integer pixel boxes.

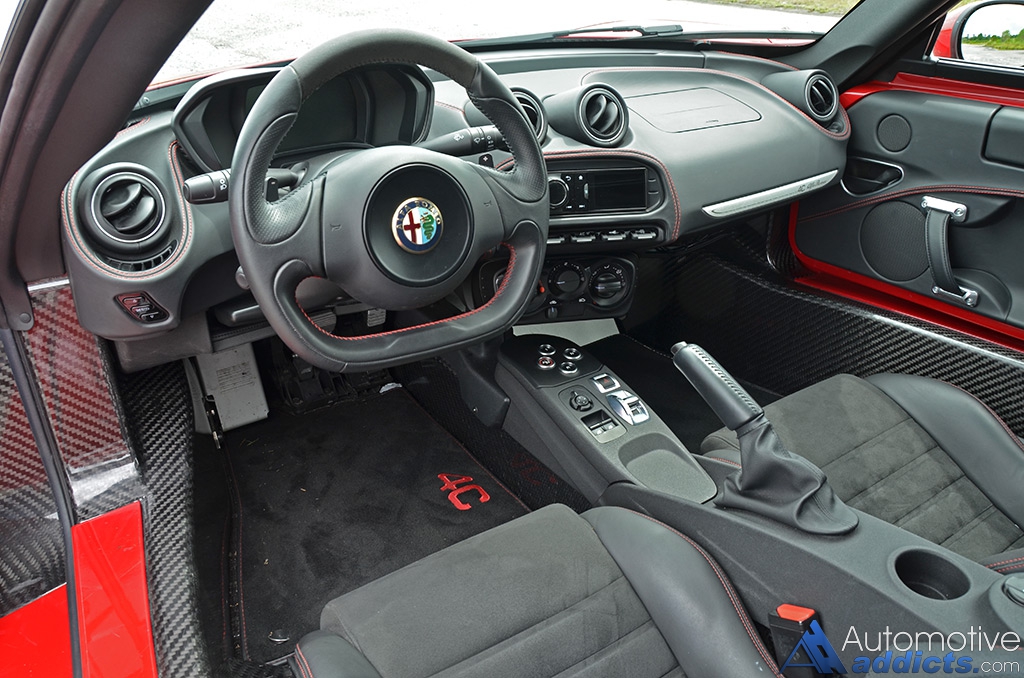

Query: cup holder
[894,549,970,601]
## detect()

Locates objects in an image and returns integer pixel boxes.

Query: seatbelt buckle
[769,604,844,677]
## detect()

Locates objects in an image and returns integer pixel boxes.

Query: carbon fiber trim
[0,342,65,616]
[626,253,1024,436]
[23,284,143,520]
[116,361,211,678]
[18,281,209,675]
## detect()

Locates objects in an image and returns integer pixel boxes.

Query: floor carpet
[222,387,527,663]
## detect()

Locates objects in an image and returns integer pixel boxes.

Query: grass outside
[964,31,1024,51]
[697,0,861,16]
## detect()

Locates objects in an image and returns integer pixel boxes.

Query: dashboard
[59,46,850,370]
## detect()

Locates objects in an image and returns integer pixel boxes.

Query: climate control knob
[590,263,628,305]
[592,271,624,298]
[548,262,586,298]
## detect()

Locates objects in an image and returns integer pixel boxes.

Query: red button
[776,604,816,623]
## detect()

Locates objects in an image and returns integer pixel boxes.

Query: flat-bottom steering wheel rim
[228,29,548,372]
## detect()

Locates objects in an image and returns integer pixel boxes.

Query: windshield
[156,0,860,85]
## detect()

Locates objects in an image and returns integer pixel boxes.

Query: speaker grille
[860,201,928,282]
[878,115,912,152]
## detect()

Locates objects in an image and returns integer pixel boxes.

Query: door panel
[793,87,1024,339]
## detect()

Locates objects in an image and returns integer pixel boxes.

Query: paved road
[156,0,837,82]
[961,44,1024,69]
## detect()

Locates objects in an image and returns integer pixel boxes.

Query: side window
[0,342,66,615]
[933,0,1024,68]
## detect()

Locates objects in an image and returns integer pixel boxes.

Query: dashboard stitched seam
[580,66,851,141]
[296,242,517,341]
[800,185,1024,222]
[435,100,468,121]
[116,116,151,137]
[496,149,682,240]
[61,140,194,280]
[708,51,798,72]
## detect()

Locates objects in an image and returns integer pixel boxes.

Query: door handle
[921,196,979,308]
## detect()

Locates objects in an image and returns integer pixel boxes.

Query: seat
[701,373,1024,570]
[291,504,782,678]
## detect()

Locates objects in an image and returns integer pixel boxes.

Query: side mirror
[935,0,1024,66]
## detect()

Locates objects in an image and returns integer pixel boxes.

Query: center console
[488,333,1023,672]
[496,334,717,504]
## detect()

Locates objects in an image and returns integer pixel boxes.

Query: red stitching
[707,455,742,468]
[61,140,194,280]
[295,643,314,678]
[706,52,799,72]
[115,116,151,138]
[801,184,1024,223]
[988,555,1024,568]
[297,242,518,340]
[497,149,682,240]
[995,562,1024,573]
[225,452,250,658]
[619,509,784,677]
[579,66,851,141]
[939,380,1024,461]
[435,100,469,122]
[219,521,228,648]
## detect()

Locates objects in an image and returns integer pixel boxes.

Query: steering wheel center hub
[363,164,473,288]
[392,197,443,254]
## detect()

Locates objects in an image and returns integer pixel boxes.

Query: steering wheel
[229,29,548,372]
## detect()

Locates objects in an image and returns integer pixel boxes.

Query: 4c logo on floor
[438,474,490,511]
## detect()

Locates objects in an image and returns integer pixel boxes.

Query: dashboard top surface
[60,45,849,346]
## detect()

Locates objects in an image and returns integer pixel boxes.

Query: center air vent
[806,73,838,122]
[76,163,174,269]
[546,84,629,148]
[512,88,547,141]
[581,88,626,144]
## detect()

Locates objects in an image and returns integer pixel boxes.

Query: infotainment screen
[590,169,647,211]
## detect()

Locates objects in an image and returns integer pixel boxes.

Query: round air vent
[76,163,174,266]
[545,84,629,148]
[762,69,841,127]
[806,73,838,122]
[512,88,547,141]
[579,87,628,146]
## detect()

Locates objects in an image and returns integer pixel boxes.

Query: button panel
[545,226,664,249]
[477,256,636,325]
[115,292,168,324]
[606,390,650,426]
[592,373,620,393]
[558,361,579,376]
[501,335,603,389]
[568,390,593,412]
